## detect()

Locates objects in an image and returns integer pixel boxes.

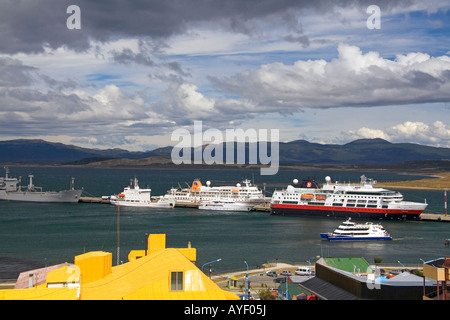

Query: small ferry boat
[270,175,427,220]
[198,199,254,212]
[0,167,82,203]
[320,218,392,241]
[110,178,175,208]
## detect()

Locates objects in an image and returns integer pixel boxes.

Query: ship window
[170,271,184,291]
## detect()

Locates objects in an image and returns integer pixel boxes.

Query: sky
[0,0,449,151]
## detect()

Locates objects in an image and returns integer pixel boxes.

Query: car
[295,267,312,276]
[266,270,277,277]
[280,270,292,276]
[274,277,286,283]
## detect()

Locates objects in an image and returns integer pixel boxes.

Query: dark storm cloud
[0,0,419,54]
[0,57,37,87]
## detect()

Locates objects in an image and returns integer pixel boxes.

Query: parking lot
[213,264,315,297]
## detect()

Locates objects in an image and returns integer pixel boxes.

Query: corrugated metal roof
[299,277,366,300]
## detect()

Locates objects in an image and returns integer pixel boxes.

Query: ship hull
[270,204,423,220]
[198,202,254,212]
[110,199,175,208]
[0,189,82,203]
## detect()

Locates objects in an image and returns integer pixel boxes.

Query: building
[422,256,450,300]
[0,234,239,300]
[299,257,436,300]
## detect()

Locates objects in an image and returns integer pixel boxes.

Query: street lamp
[244,260,249,276]
[398,260,405,272]
[201,258,222,277]
[307,256,320,277]
[244,272,265,300]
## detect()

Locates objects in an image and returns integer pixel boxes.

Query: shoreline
[376,172,450,190]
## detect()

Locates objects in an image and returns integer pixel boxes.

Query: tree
[258,288,276,300]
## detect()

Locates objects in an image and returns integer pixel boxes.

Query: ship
[198,199,255,212]
[163,179,266,208]
[320,218,392,241]
[270,175,428,220]
[110,177,175,208]
[0,167,82,203]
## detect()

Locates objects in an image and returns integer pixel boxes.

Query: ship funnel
[191,179,202,191]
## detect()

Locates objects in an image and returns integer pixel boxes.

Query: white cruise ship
[110,177,175,208]
[270,175,427,220]
[163,179,266,209]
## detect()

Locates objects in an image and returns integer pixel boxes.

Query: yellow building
[0,234,238,300]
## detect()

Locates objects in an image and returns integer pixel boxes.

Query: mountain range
[0,138,449,166]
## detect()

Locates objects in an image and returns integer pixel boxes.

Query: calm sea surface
[0,166,448,278]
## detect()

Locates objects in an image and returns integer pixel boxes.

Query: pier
[79,197,110,204]
[79,196,271,210]
[419,213,450,222]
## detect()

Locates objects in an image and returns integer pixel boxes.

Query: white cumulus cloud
[212,44,450,110]
[347,120,450,147]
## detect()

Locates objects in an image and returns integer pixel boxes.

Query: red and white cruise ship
[270,175,427,220]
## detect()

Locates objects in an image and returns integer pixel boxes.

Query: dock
[78,197,271,211]
[419,213,450,222]
[79,197,111,204]
[253,204,270,212]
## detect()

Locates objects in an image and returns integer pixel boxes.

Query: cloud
[0,0,431,54]
[0,57,37,87]
[1,1,449,151]
[211,44,450,111]
[347,120,450,147]
[350,127,391,140]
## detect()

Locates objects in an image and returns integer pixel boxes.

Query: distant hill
[277,138,450,164]
[0,139,147,163]
[0,138,449,166]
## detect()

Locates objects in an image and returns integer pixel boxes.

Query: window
[170,271,184,291]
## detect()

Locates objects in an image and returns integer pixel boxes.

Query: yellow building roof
[0,287,78,300]
[80,248,237,300]
[0,234,238,300]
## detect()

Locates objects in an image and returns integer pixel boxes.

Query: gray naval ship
[0,167,82,203]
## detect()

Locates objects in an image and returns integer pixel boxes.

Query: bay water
[0,166,448,278]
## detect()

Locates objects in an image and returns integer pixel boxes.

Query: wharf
[420,213,450,222]
[253,204,270,212]
[78,196,271,211]
[79,197,110,204]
